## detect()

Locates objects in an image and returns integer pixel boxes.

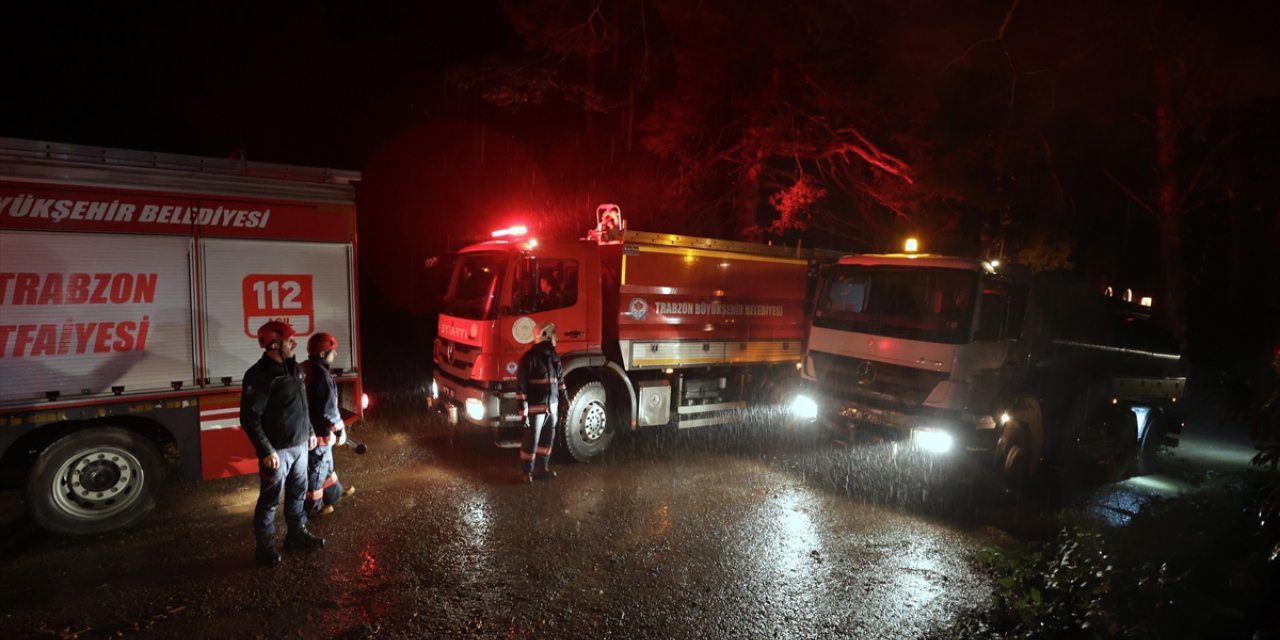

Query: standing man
[302,332,354,516]
[241,320,325,567]
[516,321,567,483]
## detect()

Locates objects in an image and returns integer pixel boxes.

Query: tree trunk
[735,153,764,240]
[1153,58,1187,347]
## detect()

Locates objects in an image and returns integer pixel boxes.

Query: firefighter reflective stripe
[536,446,552,456]
[307,472,339,501]
[528,377,558,384]
[520,450,535,461]
[526,404,549,414]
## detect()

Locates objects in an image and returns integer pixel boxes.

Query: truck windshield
[813,266,978,344]
[442,252,507,320]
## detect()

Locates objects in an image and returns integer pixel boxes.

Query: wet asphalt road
[0,416,1013,639]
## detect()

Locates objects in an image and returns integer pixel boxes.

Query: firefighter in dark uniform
[516,321,567,483]
[302,332,354,516]
[241,320,325,566]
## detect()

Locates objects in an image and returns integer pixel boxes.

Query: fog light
[789,394,818,421]
[430,379,439,399]
[912,427,954,454]
[361,393,371,410]
[465,398,486,421]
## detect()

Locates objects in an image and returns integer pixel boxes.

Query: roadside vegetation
[936,366,1280,639]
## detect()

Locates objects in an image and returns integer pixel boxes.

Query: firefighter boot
[520,470,535,484]
[534,467,558,480]
[283,526,325,551]
[255,538,281,567]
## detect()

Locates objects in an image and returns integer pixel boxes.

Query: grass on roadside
[931,469,1279,639]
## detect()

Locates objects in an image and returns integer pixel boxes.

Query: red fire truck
[0,138,365,534]
[428,205,834,460]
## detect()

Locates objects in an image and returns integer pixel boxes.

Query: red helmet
[307,332,339,356]
[256,320,296,349]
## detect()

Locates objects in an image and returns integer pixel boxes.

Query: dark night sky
[4,2,1278,390]
[2,3,509,167]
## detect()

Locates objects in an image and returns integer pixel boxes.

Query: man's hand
[308,434,318,450]
[335,428,347,447]
[263,451,280,469]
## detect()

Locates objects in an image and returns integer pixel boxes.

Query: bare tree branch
[1104,170,1158,217]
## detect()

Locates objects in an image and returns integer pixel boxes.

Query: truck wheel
[1102,406,1140,481]
[561,381,613,462]
[997,422,1033,495]
[997,397,1042,495]
[26,427,165,535]
[1136,410,1167,475]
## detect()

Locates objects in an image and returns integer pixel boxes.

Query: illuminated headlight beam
[789,395,819,421]
[912,427,954,454]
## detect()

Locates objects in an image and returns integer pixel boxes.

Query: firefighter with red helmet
[516,321,566,483]
[241,320,324,566]
[301,331,354,516]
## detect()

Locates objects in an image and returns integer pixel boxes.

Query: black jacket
[517,341,567,415]
[303,356,343,437]
[240,355,310,457]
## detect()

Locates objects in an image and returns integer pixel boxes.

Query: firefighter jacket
[302,356,344,442]
[517,341,567,417]
[240,355,310,458]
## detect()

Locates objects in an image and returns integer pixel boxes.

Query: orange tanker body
[430,205,833,460]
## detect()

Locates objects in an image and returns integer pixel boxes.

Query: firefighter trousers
[521,401,558,472]
[305,444,345,514]
[254,443,308,541]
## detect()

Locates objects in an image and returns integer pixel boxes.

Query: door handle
[565,330,585,338]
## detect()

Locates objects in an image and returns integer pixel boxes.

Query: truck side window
[827,277,869,314]
[533,259,578,312]
[975,280,1029,341]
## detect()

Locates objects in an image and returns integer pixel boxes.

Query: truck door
[515,253,588,356]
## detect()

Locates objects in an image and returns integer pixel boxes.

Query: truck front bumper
[428,370,523,428]
[815,396,999,457]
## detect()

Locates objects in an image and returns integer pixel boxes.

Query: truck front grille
[434,338,478,379]
[808,351,946,406]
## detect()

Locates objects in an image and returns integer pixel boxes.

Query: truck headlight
[789,394,819,421]
[912,427,954,454]
[465,398,486,421]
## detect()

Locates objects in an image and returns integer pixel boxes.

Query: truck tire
[1102,406,1140,481]
[1136,410,1167,475]
[997,422,1033,495]
[561,381,613,462]
[997,398,1042,495]
[26,427,165,535]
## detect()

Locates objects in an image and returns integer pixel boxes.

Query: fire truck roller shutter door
[199,239,354,382]
[0,231,194,402]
